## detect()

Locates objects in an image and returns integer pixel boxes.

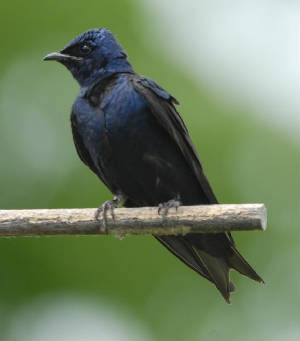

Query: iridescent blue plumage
[44,28,263,302]
[58,28,133,87]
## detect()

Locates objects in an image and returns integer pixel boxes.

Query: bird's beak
[43,52,82,62]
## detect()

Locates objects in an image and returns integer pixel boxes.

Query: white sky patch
[140,0,298,141]
[6,293,153,340]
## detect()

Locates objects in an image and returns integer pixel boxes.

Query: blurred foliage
[0,0,299,340]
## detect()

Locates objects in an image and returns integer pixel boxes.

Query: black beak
[43,52,82,62]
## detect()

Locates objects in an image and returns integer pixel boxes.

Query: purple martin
[44,28,263,302]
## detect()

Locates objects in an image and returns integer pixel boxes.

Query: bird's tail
[156,233,263,303]
[226,245,264,283]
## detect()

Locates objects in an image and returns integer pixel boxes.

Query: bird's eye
[80,44,92,55]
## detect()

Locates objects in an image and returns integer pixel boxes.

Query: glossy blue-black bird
[44,28,263,302]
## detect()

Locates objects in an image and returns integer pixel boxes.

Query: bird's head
[43,28,133,87]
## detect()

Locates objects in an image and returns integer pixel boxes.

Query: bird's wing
[132,76,218,204]
[132,75,247,302]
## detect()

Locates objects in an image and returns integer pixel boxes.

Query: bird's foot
[95,196,122,229]
[158,198,181,218]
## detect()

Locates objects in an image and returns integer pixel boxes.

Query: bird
[43,28,263,303]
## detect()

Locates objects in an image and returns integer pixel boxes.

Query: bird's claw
[158,199,181,218]
[95,196,120,229]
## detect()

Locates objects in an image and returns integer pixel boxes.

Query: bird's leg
[158,196,181,218]
[94,194,124,229]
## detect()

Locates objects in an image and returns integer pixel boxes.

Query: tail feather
[227,246,264,283]
[155,235,212,280]
[155,233,263,303]
[192,246,233,303]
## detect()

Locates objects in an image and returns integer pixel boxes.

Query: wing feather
[132,76,218,204]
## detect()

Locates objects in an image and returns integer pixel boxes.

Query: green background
[0,0,298,339]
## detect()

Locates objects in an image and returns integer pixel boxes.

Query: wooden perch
[0,204,266,237]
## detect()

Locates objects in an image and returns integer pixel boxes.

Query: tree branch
[0,204,267,237]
